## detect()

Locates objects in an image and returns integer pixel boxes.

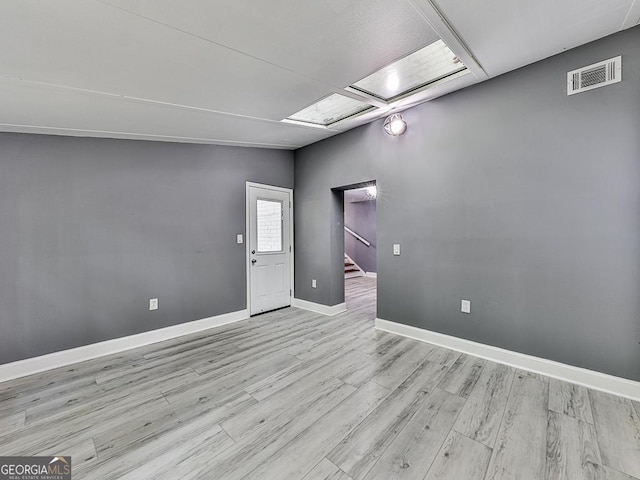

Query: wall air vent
[567,56,621,95]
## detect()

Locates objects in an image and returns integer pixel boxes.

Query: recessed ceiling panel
[98,0,440,89]
[351,40,467,101]
[431,0,633,77]
[287,94,374,126]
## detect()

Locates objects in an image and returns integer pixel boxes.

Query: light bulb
[383,113,407,136]
[387,71,400,92]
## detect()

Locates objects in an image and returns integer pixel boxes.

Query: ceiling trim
[0,123,299,149]
[406,0,489,80]
[0,75,333,132]
[622,0,640,28]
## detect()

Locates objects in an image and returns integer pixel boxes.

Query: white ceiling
[0,0,638,149]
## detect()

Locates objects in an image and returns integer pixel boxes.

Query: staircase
[345,254,364,279]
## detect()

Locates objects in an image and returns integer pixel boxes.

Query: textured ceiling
[0,0,637,149]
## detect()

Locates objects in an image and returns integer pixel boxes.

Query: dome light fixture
[383,113,407,136]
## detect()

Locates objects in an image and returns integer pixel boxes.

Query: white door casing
[246,183,293,315]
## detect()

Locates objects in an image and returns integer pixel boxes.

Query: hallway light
[366,186,377,198]
[383,113,407,136]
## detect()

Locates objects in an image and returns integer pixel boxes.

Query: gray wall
[344,199,377,273]
[294,26,640,381]
[0,133,293,364]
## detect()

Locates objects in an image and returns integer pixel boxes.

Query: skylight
[350,40,467,101]
[286,93,374,126]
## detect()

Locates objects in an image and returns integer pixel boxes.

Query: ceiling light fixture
[383,113,407,136]
[386,71,400,91]
[366,186,377,198]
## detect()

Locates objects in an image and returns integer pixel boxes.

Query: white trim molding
[375,318,640,402]
[0,309,249,384]
[365,272,377,278]
[293,298,347,316]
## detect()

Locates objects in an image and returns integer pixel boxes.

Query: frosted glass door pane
[257,199,283,252]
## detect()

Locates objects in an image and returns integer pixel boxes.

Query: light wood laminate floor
[1,277,639,479]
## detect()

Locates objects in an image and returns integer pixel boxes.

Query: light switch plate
[312,279,317,288]
[461,300,471,314]
[393,244,401,256]
[237,234,243,244]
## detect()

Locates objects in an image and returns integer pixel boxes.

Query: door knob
[251,250,256,254]
[251,259,257,264]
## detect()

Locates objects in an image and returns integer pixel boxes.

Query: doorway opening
[341,182,377,315]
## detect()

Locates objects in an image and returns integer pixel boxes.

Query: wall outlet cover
[312,279,317,288]
[393,244,401,256]
[237,234,243,244]
[149,298,159,311]
[461,300,471,314]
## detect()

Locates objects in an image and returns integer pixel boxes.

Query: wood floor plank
[437,354,486,398]
[546,410,602,480]
[424,431,492,480]
[453,363,515,448]
[426,347,461,368]
[590,390,640,478]
[303,458,354,480]
[357,333,403,356]
[244,348,368,402]
[93,390,256,463]
[0,411,25,435]
[485,375,549,480]
[35,437,98,472]
[362,388,465,480]
[340,339,431,389]
[328,360,449,480]
[162,351,299,405]
[515,369,550,383]
[0,351,142,397]
[25,367,200,424]
[548,379,594,424]
[0,389,169,457]
[79,421,235,479]
[369,341,437,390]
[244,381,391,480]
[185,382,358,480]
[223,377,355,442]
[600,466,640,480]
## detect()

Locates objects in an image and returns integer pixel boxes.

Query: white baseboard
[365,272,377,278]
[375,318,640,402]
[292,298,347,316]
[0,309,249,384]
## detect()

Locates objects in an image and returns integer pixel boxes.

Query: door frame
[245,181,294,315]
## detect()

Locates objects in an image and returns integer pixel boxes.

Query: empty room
[1,1,639,479]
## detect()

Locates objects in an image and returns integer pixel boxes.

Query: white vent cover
[567,56,621,95]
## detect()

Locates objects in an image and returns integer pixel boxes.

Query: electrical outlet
[461,300,471,314]
[236,234,243,244]
[312,279,317,288]
[393,244,401,256]
[149,298,158,311]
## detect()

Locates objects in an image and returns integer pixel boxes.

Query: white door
[247,184,292,315]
